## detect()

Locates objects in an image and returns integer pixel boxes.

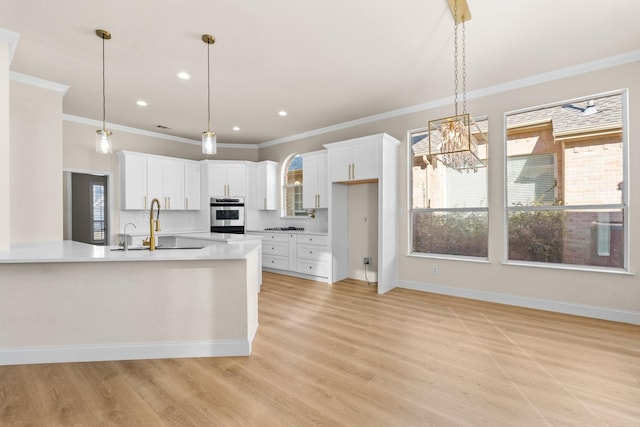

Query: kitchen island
[0,240,260,366]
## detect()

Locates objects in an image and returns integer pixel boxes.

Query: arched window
[282,154,305,217]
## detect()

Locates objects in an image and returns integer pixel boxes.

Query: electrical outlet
[432,265,439,275]
[363,256,371,265]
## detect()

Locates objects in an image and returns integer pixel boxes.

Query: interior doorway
[63,171,109,245]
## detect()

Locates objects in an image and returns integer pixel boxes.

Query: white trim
[397,279,640,325]
[10,71,69,94]
[0,27,19,64]
[263,267,330,283]
[0,339,251,366]
[63,114,259,149]
[259,49,640,148]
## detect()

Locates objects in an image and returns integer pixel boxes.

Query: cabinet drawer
[296,243,330,262]
[297,234,328,246]
[296,259,329,277]
[263,254,289,270]
[262,233,290,243]
[263,241,289,256]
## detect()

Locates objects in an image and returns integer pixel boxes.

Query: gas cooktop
[264,227,305,231]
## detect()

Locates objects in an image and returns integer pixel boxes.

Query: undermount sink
[111,245,205,251]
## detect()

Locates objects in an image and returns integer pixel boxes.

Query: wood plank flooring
[1,272,640,426]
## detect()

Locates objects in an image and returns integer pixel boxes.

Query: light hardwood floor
[1,272,639,426]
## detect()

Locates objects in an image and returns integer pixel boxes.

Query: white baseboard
[263,267,330,283]
[397,280,640,325]
[0,339,252,366]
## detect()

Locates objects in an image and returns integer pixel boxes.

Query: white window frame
[280,153,305,218]
[407,119,490,261]
[503,89,629,272]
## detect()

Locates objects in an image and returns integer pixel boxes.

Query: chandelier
[428,0,487,172]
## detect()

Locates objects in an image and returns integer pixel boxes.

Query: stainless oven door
[211,206,245,227]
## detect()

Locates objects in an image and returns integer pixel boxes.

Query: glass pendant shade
[428,113,486,172]
[96,129,113,154]
[202,131,217,155]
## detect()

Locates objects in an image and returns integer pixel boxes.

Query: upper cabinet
[118,151,201,211]
[301,150,328,209]
[147,157,185,210]
[208,161,247,197]
[184,161,201,211]
[119,152,148,210]
[325,137,379,182]
[256,160,278,210]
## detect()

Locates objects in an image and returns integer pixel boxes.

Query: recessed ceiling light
[278,110,288,116]
[177,71,190,80]
[136,100,148,107]
[233,126,240,131]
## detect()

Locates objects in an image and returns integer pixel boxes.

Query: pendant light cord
[207,41,211,133]
[102,35,106,131]
[453,0,458,117]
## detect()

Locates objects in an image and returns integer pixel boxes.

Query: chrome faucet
[149,198,161,251]
[123,222,136,252]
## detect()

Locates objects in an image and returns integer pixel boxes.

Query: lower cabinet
[260,232,329,280]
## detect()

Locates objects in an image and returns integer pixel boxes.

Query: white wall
[348,183,378,282]
[259,60,640,323]
[10,81,64,243]
[0,40,9,250]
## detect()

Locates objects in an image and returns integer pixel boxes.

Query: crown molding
[0,27,19,65]
[10,71,69,94]
[258,49,640,148]
[63,114,258,149]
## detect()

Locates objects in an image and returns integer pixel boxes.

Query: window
[505,91,626,269]
[91,182,106,243]
[409,118,489,257]
[282,154,305,217]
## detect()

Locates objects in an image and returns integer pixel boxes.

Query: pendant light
[202,34,217,155]
[427,0,486,172]
[95,29,113,154]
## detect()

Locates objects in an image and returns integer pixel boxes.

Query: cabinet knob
[309,266,312,270]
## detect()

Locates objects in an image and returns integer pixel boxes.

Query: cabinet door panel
[147,158,165,208]
[317,154,328,208]
[352,140,379,180]
[121,154,147,210]
[328,147,351,182]
[302,155,319,209]
[184,162,201,210]
[164,159,185,210]
[208,164,227,197]
[226,165,246,197]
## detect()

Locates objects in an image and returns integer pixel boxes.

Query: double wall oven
[210,197,245,234]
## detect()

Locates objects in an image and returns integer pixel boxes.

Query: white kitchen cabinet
[118,152,148,210]
[324,133,400,294]
[256,161,278,210]
[184,161,201,210]
[208,162,246,197]
[296,235,330,278]
[301,150,328,209]
[118,151,200,211]
[147,157,184,210]
[327,138,379,182]
[257,232,330,281]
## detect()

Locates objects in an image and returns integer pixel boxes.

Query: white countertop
[176,232,264,243]
[246,229,328,236]
[0,240,260,264]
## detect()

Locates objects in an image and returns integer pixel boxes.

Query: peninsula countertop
[0,240,260,264]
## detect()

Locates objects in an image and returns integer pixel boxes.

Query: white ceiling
[2,0,639,146]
